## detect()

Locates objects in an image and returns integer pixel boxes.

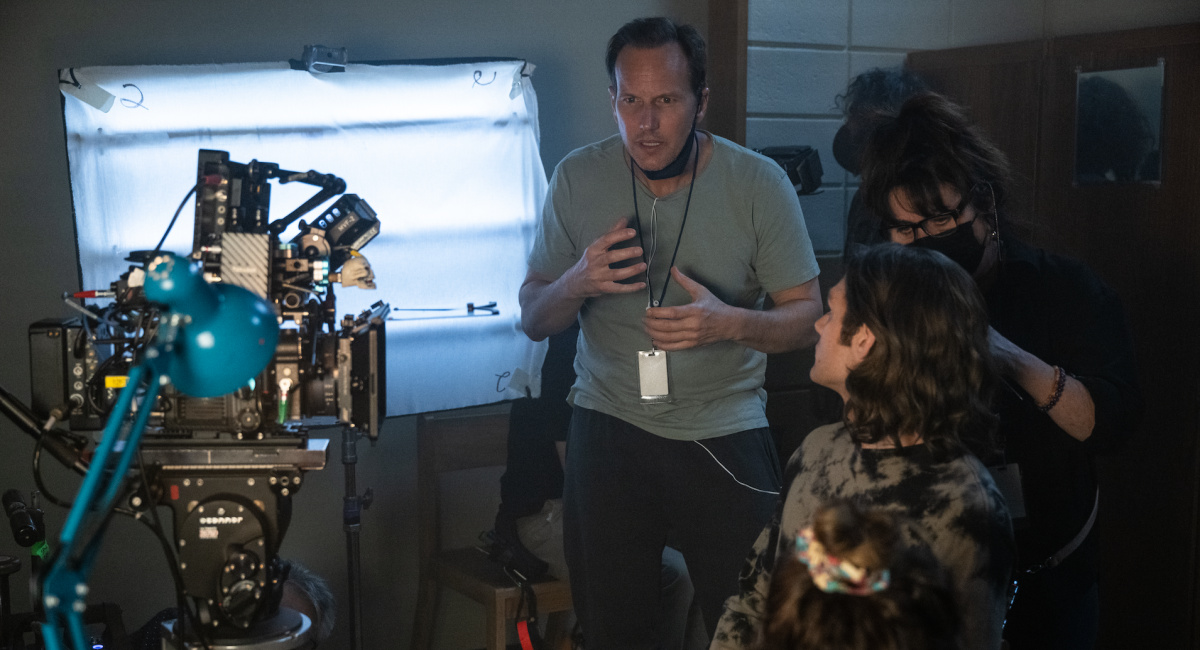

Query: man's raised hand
[562,217,648,298]
[643,267,733,350]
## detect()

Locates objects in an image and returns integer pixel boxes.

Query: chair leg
[486,599,506,650]
[544,610,573,650]
[410,576,439,650]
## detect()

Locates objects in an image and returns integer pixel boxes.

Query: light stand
[340,422,376,650]
[341,425,370,650]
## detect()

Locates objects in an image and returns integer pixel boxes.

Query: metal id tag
[638,349,671,403]
[987,462,1028,527]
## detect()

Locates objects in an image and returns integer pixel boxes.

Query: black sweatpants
[563,407,781,649]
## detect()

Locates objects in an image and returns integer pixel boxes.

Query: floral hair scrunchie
[793,526,890,595]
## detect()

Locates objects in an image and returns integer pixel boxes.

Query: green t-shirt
[528,133,819,440]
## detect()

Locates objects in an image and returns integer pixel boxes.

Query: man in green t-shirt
[519,17,821,648]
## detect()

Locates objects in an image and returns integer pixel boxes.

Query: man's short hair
[605,17,707,101]
[841,244,997,458]
[860,93,1014,224]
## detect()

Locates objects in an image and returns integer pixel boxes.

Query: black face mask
[911,221,986,275]
[832,123,863,177]
[640,126,696,181]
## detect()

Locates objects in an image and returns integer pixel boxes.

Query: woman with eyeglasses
[859,92,1143,650]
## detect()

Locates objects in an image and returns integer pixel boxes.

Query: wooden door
[909,24,1200,649]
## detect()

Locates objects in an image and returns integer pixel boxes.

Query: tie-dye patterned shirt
[711,422,1014,650]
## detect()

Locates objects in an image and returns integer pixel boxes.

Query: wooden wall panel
[706,0,748,144]
[1037,25,1200,650]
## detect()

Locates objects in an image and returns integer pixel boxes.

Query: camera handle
[265,167,347,238]
[341,424,373,650]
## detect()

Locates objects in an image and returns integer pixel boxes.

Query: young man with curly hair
[712,244,1014,650]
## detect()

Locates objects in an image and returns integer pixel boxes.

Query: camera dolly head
[135,438,327,641]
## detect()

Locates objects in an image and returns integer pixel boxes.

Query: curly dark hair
[605,17,707,101]
[839,244,998,459]
[836,67,929,122]
[860,93,1013,225]
[759,500,961,650]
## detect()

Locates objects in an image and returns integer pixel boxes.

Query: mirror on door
[1075,59,1164,185]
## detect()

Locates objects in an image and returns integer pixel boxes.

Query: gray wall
[744,0,1200,253]
[0,2,705,648]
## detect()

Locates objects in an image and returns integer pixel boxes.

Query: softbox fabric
[61,59,549,415]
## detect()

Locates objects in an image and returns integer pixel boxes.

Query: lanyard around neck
[629,132,699,308]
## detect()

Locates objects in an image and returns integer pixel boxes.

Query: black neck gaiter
[639,123,698,181]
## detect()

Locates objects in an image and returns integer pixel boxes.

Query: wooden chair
[410,410,574,650]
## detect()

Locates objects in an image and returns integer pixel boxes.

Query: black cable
[84,305,157,419]
[41,446,210,649]
[140,311,161,348]
[32,436,74,509]
[151,182,202,259]
[59,68,82,89]
[42,437,211,649]
[133,451,212,650]
[25,351,209,648]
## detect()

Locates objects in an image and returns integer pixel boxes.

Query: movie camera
[31,149,386,443]
[7,149,388,649]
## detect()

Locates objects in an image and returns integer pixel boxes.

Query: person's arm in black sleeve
[1063,281,1142,453]
[989,262,1142,450]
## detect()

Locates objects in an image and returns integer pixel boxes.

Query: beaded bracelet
[1038,365,1066,413]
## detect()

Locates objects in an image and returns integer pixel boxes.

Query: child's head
[759,500,960,650]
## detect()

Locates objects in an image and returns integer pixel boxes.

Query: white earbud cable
[693,440,780,495]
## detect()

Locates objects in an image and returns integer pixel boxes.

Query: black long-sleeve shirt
[985,239,1142,575]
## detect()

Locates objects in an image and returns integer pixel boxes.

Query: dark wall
[0,2,706,647]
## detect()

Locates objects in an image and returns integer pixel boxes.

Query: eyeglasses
[881,184,991,244]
